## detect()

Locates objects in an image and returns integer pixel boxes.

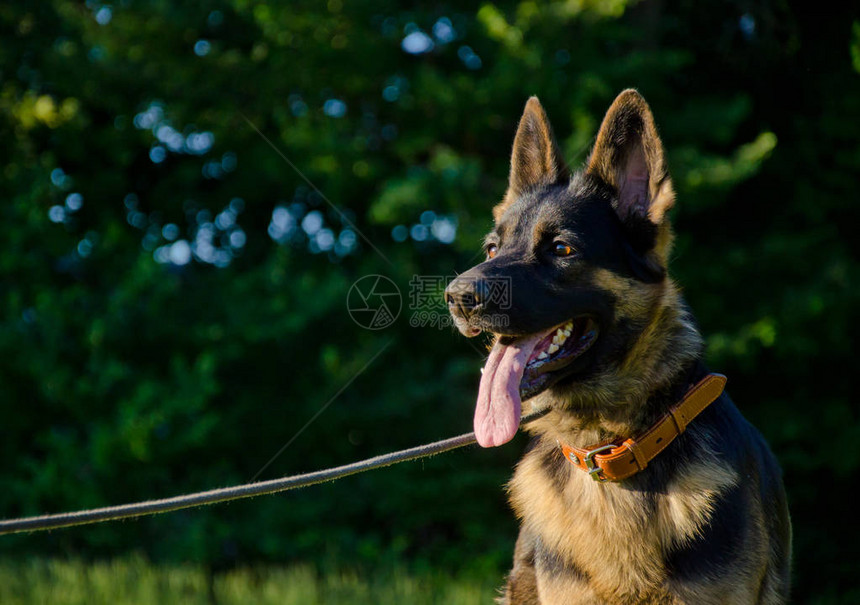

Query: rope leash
[0,411,548,536]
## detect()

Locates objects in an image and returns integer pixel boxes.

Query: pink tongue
[474,334,544,447]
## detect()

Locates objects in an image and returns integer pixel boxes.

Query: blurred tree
[1,1,858,600]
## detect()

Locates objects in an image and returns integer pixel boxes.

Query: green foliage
[0,557,498,605]
[852,22,860,73]
[1,1,858,601]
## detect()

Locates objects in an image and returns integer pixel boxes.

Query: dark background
[1,1,858,602]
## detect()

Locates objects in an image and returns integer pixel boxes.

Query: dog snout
[445,275,490,319]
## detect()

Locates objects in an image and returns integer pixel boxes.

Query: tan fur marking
[511,451,669,601]
[652,221,675,266]
[590,268,662,323]
[509,441,741,604]
[657,457,740,548]
[535,570,602,604]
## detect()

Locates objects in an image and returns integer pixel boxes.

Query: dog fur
[446,90,791,604]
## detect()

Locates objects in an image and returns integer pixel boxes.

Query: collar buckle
[582,444,616,482]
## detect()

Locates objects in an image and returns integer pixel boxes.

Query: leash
[0,410,549,536]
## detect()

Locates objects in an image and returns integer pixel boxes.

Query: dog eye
[486,244,498,259]
[552,242,574,257]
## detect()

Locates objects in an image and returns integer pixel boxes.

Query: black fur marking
[522,435,541,455]
[535,536,590,583]
[618,211,659,254]
[665,482,750,582]
[755,437,792,593]
[623,241,665,283]
[539,444,570,493]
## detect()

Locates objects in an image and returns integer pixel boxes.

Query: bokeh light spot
[391,225,408,242]
[410,224,429,241]
[169,240,192,265]
[229,229,246,248]
[48,205,66,223]
[401,31,434,54]
[65,192,84,211]
[51,168,70,188]
[432,17,455,44]
[149,145,167,163]
[302,210,324,235]
[162,223,180,241]
[194,39,211,57]
[95,6,112,26]
[323,99,347,118]
[458,45,482,70]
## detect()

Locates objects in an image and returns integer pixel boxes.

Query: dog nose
[445,276,490,318]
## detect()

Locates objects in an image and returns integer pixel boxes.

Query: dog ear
[495,97,568,219]
[587,89,675,271]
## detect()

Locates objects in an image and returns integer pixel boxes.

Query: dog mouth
[520,317,599,399]
[473,317,599,448]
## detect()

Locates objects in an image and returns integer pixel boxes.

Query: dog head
[446,90,686,446]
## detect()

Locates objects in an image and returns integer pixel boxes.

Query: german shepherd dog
[445,90,791,604]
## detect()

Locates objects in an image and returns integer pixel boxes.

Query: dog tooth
[548,344,559,354]
[538,352,548,360]
[563,329,571,337]
[552,335,561,345]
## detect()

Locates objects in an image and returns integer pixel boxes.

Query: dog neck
[524,279,705,449]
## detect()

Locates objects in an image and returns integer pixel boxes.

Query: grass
[0,556,500,604]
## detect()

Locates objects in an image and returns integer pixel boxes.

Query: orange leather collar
[559,373,727,482]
